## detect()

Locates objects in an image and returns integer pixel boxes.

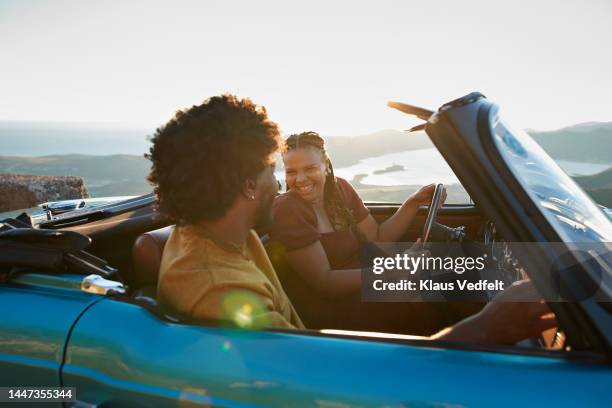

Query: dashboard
[479,220,527,299]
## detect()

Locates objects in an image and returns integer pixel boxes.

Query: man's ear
[242,178,257,201]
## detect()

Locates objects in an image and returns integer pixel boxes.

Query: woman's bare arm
[357,184,445,242]
[357,197,420,242]
[286,241,362,297]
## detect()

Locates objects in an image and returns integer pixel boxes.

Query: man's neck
[198,203,252,246]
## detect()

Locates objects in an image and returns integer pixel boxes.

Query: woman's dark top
[270,177,369,269]
[269,177,454,334]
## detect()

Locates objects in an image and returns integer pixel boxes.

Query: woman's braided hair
[284,131,366,242]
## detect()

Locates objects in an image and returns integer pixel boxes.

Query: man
[148,94,556,343]
[149,95,302,328]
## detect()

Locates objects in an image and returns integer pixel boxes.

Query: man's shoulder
[159,228,258,293]
[160,226,226,275]
[246,229,266,252]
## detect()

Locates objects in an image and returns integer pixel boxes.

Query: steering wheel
[422,183,445,244]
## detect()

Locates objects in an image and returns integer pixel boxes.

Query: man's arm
[192,286,297,329]
[430,281,557,344]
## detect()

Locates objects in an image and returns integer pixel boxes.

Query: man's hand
[433,280,557,344]
[476,280,557,344]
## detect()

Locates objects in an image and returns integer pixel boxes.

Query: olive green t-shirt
[157,225,304,329]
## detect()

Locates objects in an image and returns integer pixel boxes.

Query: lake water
[334,148,460,186]
[276,148,610,186]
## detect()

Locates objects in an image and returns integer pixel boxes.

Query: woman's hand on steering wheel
[410,183,448,207]
[421,183,446,245]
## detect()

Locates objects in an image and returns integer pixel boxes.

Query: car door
[0,272,101,387]
[61,295,611,408]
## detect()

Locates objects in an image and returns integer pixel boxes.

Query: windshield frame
[486,107,612,244]
[475,102,612,351]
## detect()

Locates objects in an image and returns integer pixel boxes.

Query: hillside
[0,121,610,205]
[324,130,431,167]
[0,121,153,156]
[1,153,610,207]
[573,167,612,189]
[2,119,610,164]
[573,167,612,207]
[0,130,432,197]
[529,122,612,164]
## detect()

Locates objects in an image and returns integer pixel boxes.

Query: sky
[0,0,611,136]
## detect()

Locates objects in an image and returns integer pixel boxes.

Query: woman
[270,131,449,331]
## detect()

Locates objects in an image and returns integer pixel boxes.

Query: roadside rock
[0,173,89,212]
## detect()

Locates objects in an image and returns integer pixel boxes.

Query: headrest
[131,225,174,289]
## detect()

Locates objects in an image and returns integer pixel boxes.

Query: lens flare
[222,290,270,329]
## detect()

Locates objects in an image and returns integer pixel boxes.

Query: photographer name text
[373,279,505,291]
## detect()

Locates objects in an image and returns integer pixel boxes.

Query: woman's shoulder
[274,190,307,210]
[271,191,320,249]
[334,177,370,222]
[334,176,361,204]
[272,190,316,224]
[335,177,356,195]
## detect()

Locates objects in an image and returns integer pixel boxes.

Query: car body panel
[61,297,611,407]
[0,273,99,385]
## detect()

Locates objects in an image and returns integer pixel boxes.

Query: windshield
[0,196,137,225]
[489,108,612,243]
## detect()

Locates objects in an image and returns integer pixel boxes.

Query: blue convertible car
[1,93,611,407]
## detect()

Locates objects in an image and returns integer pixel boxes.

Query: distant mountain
[0,121,430,166]
[0,121,153,156]
[0,129,432,197]
[528,122,612,164]
[323,130,430,167]
[573,168,612,207]
[0,121,610,205]
[557,121,612,132]
[328,122,612,169]
[2,120,610,165]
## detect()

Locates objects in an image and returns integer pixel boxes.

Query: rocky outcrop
[0,173,89,212]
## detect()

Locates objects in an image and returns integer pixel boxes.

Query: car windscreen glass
[37,194,156,228]
[0,196,137,221]
[489,109,612,244]
[0,206,44,221]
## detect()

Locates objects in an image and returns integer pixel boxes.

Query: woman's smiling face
[283,146,327,203]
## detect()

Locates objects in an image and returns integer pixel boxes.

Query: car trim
[269,327,608,364]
